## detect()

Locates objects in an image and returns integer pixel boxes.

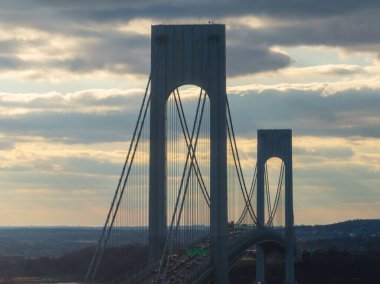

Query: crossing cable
[226,121,256,224]
[265,164,272,222]
[267,161,285,227]
[156,89,207,283]
[156,89,206,282]
[226,97,258,224]
[84,44,163,283]
[172,90,207,236]
[266,162,284,227]
[174,88,210,206]
[226,97,257,223]
[167,90,207,278]
[175,88,210,204]
[155,90,203,281]
[173,89,209,246]
[236,161,285,227]
[236,165,257,225]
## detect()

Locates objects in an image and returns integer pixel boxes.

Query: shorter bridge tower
[256,129,295,284]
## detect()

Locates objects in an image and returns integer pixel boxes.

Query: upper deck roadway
[115,227,287,284]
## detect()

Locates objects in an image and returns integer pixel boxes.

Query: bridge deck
[116,227,286,284]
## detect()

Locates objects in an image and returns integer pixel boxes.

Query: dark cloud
[0,0,379,77]
[0,40,21,54]
[0,86,379,145]
[227,45,292,76]
[294,146,354,160]
[228,10,380,51]
[1,1,379,42]
[0,31,288,77]
[23,0,380,22]
[0,56,23,70]
[0,89,147,143]
[80,33,150,75]
[0,31,150,75]
[0,111,137,144]
[227,88,380,139]
[0,139,14,151]
[316,66,367,76]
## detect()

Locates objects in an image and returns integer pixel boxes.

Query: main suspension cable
[85,44,162,283]
[265,164,272,222]
[226,97,257,224]
[236,165,257,225]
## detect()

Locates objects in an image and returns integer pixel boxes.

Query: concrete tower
[149,24,228,283]
[256,129,295,284]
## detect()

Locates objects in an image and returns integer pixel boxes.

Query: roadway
[119,226,286,284]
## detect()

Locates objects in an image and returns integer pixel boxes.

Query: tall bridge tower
[149,24,228,283]
[256,129,295,283]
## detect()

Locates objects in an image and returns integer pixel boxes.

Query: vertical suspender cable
[267,162,285,226]
[156,90,206,282]
[84,44,163,283]
[236,165,257,225]
[226,97,257,224]
[265,163,272,224]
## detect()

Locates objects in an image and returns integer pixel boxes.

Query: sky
[0,0,379,226]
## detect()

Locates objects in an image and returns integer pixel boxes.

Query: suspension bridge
[84,24,295,284]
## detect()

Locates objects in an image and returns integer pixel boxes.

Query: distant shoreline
[0,218,379,229]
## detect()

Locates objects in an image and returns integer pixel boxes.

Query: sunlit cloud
[116,19,153,36]
[228,74,380,97]
[0,88,145,116]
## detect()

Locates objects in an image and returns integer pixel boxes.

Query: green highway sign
[186,248,208,255]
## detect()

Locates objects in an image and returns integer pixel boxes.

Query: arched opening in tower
[166,84,211,251]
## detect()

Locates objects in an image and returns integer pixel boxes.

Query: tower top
[151,23,226,97]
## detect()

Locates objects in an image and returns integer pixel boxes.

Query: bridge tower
[149,24,228,283]
[256,129,295,284]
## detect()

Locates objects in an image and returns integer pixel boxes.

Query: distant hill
[296,219,380,240]
[0,219,379,257]
[0,227,102,257]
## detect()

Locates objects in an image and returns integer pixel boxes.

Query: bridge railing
[183,257,212,284]
[109,260,158,284]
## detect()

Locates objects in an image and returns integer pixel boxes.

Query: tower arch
[166,85,211,247]
[264,156,285,227]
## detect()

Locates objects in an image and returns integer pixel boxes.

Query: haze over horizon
[0,1,379,226]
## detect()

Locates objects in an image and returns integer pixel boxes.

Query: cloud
[227,9,380,55]
[0,21,151,79]
[227,45,292,76]
[0,55,24,70]
[227,83,380,140]
[289,135,380,224]
[0,88,143,112]
[24,0,380,23]
[2,20,291,78]
[0,89,149,145]
[0,79,379,147]
[0,1,379,226]
[299,64,368,76]
[1,1,380,79]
